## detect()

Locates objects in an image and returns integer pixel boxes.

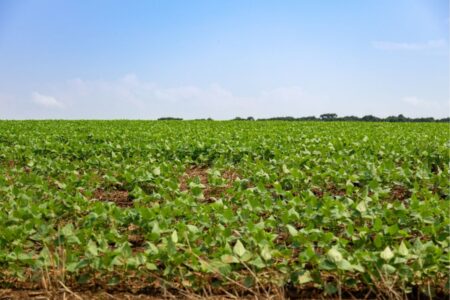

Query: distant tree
[339,115,359,121]
[207,117,213,121]
[412,117,434,122]
[158,117,183,121]
[397,114,407,122]
[227,114,444,122]
[320,113,337,120]
[361,115,380,122]
[385,115,398,122]
[257,116,295,121]
[298,116,317,121]
[276,116,295,121]
[385,114,408,122]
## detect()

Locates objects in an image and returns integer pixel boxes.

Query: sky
[0,0,448,119]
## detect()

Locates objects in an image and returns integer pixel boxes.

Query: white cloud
[48,74,314,119]
[19,74,446,119]
[32,92,64,108]
[260,86,303,101]
[372,39,446,50]
[402,96,440,108]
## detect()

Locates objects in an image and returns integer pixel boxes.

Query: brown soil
[0,288,357,300]
[311,187,324,198]
[326,183,346,197]
[390,184,411,201]
[3,287,447,300]
[127,234,144,247]
[311,183,346,198]
[180,166,209,191]
[93,189,133,207]
[2,273,448,299]
[0,288,286,299]
[0,289,162,300]
[126,224,145,250]
[179,166,239,202]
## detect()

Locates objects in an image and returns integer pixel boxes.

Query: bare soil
[179,166,239,202]
[0,289,162,300]
[93,189,133,207]
[311,183,346,198]
[390,184,411,201]
[2,287,447,300]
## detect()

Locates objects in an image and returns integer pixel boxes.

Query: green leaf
[61,223,74,236]
[152,167,161,176]
[233,240,246,257]
[324,282,338,295]
[373,218,383,231]
[145,263,158,270]
[187,224,199,233]
[152,222,161,235]
[327,248,343,263]
[221,254,239,264]
[66,262,79,272]
[171,230,178,243]
[249,257,266,268]
[336,259,353,271]
[381,263,396,274]
[356,201,367,213]
[145,242,159,255]
[374,233,384,249]
[286,224,298,237]
[298,271,313,284]
[288,207,300,220]
[387,224,399,235]
[17,252,33,262]
[352,263,365,272]
[260,245,272,261]
[240,251,253,262]
[380,246,394,261]
[87,240,98,256]
[398,241,409,256]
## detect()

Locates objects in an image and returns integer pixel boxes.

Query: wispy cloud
[27,74,320,119]
[402,96,440,109]
[372,39,446,50]
[32,92,64,108]
[14,75,446,120]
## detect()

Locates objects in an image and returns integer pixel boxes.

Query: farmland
[0,120,449,299]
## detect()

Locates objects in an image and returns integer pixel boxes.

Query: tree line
[253,114,450,122]
[159,114,449,122]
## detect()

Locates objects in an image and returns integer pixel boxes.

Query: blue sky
[0,0,448,119]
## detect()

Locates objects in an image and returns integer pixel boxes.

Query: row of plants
[0,120,448,297]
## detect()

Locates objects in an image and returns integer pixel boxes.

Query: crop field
[0,120,449,299]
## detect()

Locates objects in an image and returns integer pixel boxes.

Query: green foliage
[0,120,448,295]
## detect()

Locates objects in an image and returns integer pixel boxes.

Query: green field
[0,121,449,298]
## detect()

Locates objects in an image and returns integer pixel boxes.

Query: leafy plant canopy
[0,120,448,298]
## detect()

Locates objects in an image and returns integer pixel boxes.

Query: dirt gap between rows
[179,166,239,202]
[93,189,133,207]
